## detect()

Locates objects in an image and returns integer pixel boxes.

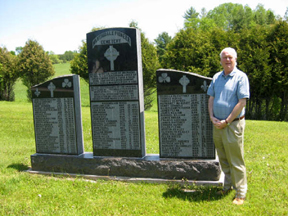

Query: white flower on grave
[62,79,72,88]
[158,73,170,83]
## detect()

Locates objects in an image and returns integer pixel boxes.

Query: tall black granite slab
[31,75,84,155]
[87,28,145,157]
[157,69,214,159]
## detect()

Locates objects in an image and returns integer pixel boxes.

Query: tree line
[1,3,287,121]
[0,44,76,100]
[156,3,288,121]
[0,41,55,101]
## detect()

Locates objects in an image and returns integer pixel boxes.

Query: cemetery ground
[0,63,287,215]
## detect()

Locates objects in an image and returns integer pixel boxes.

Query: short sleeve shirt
[207,67,250,120]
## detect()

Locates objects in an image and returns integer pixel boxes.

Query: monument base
[26,169,224,186]
[30,153,221,182]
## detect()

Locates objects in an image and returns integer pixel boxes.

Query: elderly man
[207,47,250,205]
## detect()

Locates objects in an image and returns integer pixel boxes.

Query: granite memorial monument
[157,69,214,159]
[87,28,145,157]
[31,74,84,155]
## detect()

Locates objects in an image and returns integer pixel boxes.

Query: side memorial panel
[157,69,214,159]
[31,75,84,155]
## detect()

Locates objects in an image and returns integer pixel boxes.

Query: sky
[0,0,287,54]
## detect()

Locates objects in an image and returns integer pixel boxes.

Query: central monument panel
[87,28,145,157]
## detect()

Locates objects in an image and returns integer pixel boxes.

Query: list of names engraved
[158,94,213,158]
[33,98,77,154]
[90,85,138,101]
[91,101,140,150]
[89,71,138,85]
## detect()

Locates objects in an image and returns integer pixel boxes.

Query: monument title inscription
[157,69,214,159]
[87,28,145,157]
[31,75,84,155]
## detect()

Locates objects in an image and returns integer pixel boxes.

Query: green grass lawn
[0,63,287,215]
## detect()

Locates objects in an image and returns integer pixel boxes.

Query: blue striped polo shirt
[207,67,250,120]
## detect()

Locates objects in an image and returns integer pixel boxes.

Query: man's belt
[233,115,245,122]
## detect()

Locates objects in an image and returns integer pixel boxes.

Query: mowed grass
[0,63,287,215]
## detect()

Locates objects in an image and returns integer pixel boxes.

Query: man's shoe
[216,189,232,195]
[232,198,245,205]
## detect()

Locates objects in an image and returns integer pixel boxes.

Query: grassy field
[0,63,287,215]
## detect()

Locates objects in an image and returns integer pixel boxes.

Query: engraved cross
[48,82,56,97]
[179,75,190,93]
[104,45,119,71]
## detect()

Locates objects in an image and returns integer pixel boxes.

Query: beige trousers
[213,118,247,198]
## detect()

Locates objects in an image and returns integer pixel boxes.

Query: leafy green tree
[253,4,276,26]
[48,51,62,64]
[163,27,238,77]
[16,46,23,55]
[70,40,88,81]
[129,20,139,29]
[64,51,75,61]
[0,63,2,92]
[0,47,19,101]
[184,3,278,32]
[284,7,288,21]
[154,32,172,67]
[59,51,77,62]
[18,40,55,101]
[205,3,236,30]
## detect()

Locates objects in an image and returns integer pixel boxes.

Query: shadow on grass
[7,163,30,172]
[163,186,226,202]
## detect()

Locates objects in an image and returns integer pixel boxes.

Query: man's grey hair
[220,47,237,59]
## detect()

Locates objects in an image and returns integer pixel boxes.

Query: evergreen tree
[238,26,271,120]
[154,32,172,67]
[141,32,160,110]
[267,21,288,120]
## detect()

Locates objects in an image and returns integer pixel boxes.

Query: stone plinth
[31,153,221,181]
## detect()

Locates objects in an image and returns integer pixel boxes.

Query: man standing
[207,47,250,205]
